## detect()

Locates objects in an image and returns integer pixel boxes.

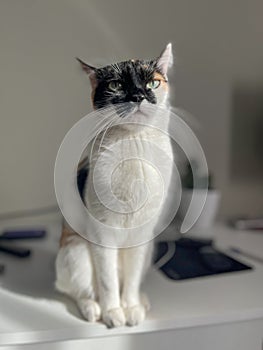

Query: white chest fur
[85,125,174,233]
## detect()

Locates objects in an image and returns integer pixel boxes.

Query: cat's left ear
[156,43,173,77]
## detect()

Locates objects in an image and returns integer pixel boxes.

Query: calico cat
[55,44,174,327]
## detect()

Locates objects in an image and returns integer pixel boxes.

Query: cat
[55,44,174,328]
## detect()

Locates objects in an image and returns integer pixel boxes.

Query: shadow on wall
[230,83,263,183]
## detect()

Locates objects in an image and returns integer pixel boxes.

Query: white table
[0,214,262,349]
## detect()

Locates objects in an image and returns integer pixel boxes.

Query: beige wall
[0,0,262,217]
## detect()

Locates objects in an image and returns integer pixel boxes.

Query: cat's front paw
[78,299,101,322]
[124,304,146,326]
[102,307,126,328]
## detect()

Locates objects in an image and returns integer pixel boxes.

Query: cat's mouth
[112,102,153,122]
[136,102,152,118]
[114,102,139,118]
[124,102,150,117]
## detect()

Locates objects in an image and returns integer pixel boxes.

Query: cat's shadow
[1,242,83,322]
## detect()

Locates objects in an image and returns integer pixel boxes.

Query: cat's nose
[130,94,145,103]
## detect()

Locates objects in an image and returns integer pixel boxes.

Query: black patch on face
[93,60,163,110]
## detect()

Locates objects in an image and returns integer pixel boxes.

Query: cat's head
[77,44,173,122]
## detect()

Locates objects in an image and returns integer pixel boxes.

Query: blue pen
[0,229,46,240]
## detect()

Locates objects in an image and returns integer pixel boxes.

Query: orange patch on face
[154,72,167,82]
[153,71,168,91]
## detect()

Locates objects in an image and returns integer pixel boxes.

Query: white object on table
[178,189,221,238]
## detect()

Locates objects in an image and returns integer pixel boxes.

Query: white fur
[55,45,174,327]
[55,236,154,327]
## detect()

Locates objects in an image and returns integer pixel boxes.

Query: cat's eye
[108,81,122,91]
[146,80,161,89]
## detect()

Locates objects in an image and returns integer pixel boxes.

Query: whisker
[98,114,120,154]
[86,102,138,163]
[89,110,119,162]
[110,62,122,75]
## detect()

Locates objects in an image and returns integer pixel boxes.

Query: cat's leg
[55,235,101,322]
[90,244,126,328]
[121,242,153,326]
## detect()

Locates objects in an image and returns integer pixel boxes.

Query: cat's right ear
[76,58,97,89]
[76,58,96,74]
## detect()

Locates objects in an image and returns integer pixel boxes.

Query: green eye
[108,81,122,91]
[146,80,161,89]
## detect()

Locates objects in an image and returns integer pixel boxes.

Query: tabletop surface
[0,213,263,345]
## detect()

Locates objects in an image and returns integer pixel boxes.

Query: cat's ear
[76,57,97,89]
[156,43,173,76]
[76,57,96,75]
